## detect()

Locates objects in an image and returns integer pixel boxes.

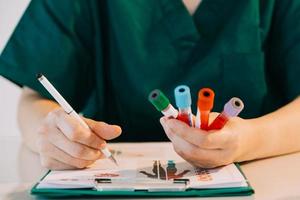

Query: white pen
[36,73,118,165]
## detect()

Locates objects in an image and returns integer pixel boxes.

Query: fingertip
[112,125,122,135]
[100,124,122,140]
[84,119,122,140]
[99,141,107,148]
[159,117,168,125]
[165,119,190,136]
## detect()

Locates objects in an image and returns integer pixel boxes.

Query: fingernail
[111,125,122,133]
[103,123,121,132]
[160,117,168,125]
[100,141,107,148]
[159,118,164,125]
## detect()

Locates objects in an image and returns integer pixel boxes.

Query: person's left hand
[160,114,257,168]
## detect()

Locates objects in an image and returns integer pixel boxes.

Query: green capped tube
[148,89,178,118]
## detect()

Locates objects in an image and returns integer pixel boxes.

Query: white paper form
[37,143,248,190]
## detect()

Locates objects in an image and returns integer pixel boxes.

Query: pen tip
[109,156,118,166]
[36,73,43,79]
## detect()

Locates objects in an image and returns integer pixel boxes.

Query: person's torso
[82,0,277,141]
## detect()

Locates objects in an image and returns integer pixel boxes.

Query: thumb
[84,118,122,140]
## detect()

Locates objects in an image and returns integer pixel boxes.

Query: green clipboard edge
[30,163,254,197]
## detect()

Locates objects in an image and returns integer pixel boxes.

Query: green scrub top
[1,0,300,142]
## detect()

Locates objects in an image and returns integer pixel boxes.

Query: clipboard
[30,164,254,197]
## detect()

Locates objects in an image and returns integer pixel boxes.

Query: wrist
[235,117,266,162]
[238,116,278,162]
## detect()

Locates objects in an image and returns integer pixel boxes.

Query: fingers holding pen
[37,138,95,169]
[49,109,106,150]
[37,124,102,161]
[36,108,123,169]
[84,118,122,140]
[36,75,120,169]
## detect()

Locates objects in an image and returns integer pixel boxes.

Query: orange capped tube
[195,88,215,130]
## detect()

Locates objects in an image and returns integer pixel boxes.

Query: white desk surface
[1,136,300,200]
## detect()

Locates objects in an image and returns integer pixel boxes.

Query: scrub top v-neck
[1,0,300,142]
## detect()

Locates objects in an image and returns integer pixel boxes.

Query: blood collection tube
[195,88,215,130]
[208,97,244,130]
[174,85,193,126]
[148,89,178,118]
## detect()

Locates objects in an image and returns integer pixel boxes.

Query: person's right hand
[36,108,122,170]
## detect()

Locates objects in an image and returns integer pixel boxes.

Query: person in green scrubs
[1,0,300,169]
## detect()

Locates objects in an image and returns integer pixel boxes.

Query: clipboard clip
[94,178,189,192]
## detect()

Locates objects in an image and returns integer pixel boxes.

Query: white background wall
[0,0,30,137]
